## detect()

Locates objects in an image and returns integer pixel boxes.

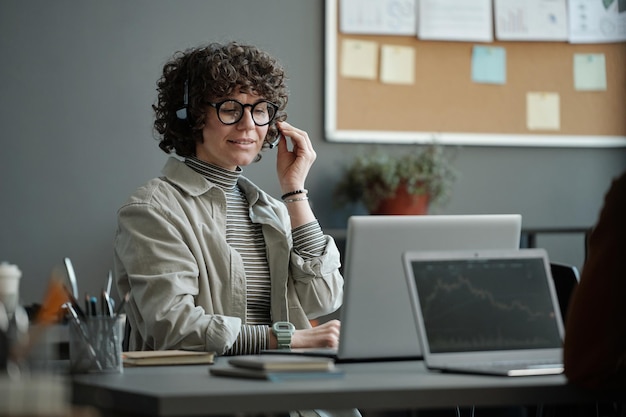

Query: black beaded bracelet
[281,189,308,200]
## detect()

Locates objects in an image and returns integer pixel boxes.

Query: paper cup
[0,262,22,315]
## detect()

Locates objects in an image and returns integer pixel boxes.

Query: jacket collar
[162,157,212,197]
[162,157,266,206]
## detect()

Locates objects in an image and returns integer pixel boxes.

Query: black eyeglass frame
[206,99,279,127]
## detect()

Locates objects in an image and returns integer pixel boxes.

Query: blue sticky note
[471,45,506,85]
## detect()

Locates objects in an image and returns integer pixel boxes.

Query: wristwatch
[272,321,295,349]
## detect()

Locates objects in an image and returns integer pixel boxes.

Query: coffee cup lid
[0,262,22,279]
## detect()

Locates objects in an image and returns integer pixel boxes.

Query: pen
[90,296,98,317]
[106,270,113,295]
[102,290,114,317]
[100,291,106,316]
[84,293,90,317]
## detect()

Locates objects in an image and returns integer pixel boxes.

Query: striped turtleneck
[184,157,325,354]
[186,157,271,325]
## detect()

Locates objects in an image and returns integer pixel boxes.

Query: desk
[72,358,612,417]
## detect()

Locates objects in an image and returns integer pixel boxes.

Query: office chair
[549,262,580,323]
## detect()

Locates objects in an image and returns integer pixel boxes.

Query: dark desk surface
[72,357,610,417]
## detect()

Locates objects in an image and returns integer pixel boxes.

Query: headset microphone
[268,136,280,149]
[176,80,189,120]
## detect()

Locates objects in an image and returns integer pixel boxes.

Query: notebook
[122,350,215,367]
[280,214,522,362]
[402,248,565,376]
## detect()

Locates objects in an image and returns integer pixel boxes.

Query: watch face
[273,322,294,349]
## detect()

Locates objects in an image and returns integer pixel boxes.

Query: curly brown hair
[153,42,289,157]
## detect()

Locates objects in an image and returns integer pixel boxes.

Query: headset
[175,80,189,120]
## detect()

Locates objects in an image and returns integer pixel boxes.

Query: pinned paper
[340,0,416,35]
[568,0,626,43]
[526,92,560,131]
[494,0,568,41]
[573,53,607,91]
[340,39,379,80]
[380,44,415,85]
[417,0,493,42]
[471,45,506,85]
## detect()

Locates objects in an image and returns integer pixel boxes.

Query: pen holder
[69,316,124,374]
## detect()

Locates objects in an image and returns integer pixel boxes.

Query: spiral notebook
[402,248,565,376]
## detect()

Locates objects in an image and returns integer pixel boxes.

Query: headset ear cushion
[176,108,188,120]
[176,79,189,120]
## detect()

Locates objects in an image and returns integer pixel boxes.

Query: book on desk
[123,350,215,366]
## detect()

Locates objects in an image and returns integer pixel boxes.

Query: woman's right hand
[290,319,341,349]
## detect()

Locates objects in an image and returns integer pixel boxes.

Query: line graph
[412,259,562,353]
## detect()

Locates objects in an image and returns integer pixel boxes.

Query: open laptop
[402,248,565,376]
[287,214,522,362]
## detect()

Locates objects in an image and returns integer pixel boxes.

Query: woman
[114,41,344,355]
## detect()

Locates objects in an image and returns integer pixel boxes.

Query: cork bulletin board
[324,0,626,147]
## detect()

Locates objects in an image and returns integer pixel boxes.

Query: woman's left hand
[275,121,316,193]
[292,320,341,349]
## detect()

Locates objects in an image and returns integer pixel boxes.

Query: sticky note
[380,44,415,84]
[573,54,607,91]
[526,92,560,131]
[471,45,506,85]
[340,39,378,80]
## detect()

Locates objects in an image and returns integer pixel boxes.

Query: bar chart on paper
[494,0,568,41]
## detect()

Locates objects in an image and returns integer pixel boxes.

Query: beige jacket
[114,157,344,354]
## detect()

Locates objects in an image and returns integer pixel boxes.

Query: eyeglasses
[207,99,278,126]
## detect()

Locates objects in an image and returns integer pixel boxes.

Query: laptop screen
[409,255,563,354]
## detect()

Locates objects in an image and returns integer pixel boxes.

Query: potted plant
[333,143,458,215]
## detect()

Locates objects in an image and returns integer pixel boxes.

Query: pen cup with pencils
[69,315,124,374]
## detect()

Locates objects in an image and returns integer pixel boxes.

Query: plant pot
[371,185,430,215]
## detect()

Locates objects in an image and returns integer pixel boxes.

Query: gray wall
[1,0,624,307]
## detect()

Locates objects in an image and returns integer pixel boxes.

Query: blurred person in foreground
[564,170,626,396]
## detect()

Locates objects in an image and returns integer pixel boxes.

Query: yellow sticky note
[526,92,560,131]
[380,44,415,85]
[340,39,378,80]
[573,54,607,91]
